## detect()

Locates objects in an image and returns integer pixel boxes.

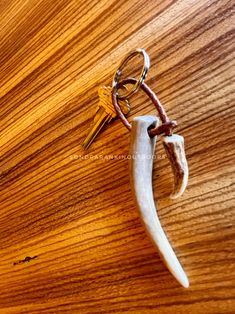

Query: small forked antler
[163,134,189,199]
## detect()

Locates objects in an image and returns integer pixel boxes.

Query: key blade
[82,109,112,149]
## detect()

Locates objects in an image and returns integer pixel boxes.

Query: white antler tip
[179,273,190,288]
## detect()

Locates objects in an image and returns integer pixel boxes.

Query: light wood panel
[0,0,234,313]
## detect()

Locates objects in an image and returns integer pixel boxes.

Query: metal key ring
[112,48,150,100]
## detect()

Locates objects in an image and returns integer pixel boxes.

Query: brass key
[82,86,130,149]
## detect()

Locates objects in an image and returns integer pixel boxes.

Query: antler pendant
[129,115,189,288]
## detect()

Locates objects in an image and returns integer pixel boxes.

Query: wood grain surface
[0,0,234,313]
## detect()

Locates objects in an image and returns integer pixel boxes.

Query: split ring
[112,48,150,100]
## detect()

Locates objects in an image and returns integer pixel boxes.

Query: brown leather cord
[148,120,177,137]
[112,77,177,137]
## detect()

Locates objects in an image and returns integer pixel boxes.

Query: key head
[82,85,131,150]
[98,86,130,117]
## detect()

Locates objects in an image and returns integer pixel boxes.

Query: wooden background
[0,0,234,313]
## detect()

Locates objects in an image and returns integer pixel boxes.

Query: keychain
[83,49,189,288]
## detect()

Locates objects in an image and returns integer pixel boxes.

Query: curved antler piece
[162,135,188,199]
[129,116,189,288]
